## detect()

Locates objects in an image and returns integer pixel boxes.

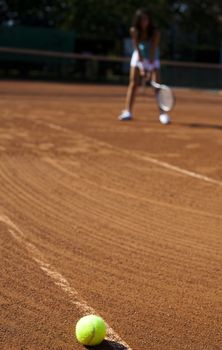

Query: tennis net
[0,47,221,90]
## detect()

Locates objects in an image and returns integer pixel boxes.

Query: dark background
[0,0,221,86]
[1,0,222,61]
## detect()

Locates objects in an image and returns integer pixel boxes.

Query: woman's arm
[149,30,160,63]
[130,27,143,61]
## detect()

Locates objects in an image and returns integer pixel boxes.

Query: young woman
[119,8,171,124]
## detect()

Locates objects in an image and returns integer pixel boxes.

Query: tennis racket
[150,80,175,112]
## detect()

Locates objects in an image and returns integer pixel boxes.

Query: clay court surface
[0,81,222,350]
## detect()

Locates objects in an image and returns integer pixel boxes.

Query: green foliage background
[5,0,222,58]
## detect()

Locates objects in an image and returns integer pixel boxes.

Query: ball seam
[88,324,96,345]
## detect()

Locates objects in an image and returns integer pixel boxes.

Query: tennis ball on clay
[75,315,106,346]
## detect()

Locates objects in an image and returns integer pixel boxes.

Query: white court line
[132,153,222,187]
[46,122,222,188]
[0,214,133,350]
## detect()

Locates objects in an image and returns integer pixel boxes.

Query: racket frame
[150,80,176,112]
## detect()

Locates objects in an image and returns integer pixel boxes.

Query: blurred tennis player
[119,8,171,124]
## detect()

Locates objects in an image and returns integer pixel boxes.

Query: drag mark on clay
[45,121,222,187]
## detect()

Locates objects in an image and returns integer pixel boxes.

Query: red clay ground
[0,81,222,350]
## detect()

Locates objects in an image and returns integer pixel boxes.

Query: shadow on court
[181,122,222,130]
[118,120,222,131]
[85,340,128,350]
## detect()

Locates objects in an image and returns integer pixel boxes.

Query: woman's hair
[132,8,155,40]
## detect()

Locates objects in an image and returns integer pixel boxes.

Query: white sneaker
[159,113,171,125]
[118,110,132,121]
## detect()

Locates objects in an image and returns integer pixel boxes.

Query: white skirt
[130,50,160,71]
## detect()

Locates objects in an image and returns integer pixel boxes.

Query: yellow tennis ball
[75,315,106,346]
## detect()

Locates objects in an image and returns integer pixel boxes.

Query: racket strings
[158,87,174,111]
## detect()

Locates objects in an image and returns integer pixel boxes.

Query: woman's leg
[152,68,160,84]
[125,67,139,113]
